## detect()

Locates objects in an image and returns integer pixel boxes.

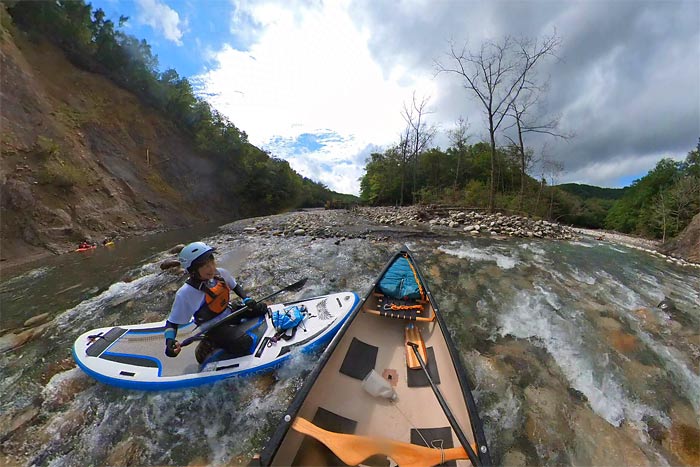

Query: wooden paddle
[292,417,474,467]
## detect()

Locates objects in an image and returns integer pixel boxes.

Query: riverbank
[3,206,695,276]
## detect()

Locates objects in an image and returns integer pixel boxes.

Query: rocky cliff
[0,20,241,266]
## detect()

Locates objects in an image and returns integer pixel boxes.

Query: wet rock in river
[104,437,147,467]
[41,357,77,384]
[169,244,185,254]
[664,402,700,466]
[657,298,676,312]
[0,322,51,353]
[605,329,640,354]
[571,408,651,466]
[42,368,94,410]
[23,312,50,327]
[668,423,700,465]
[160,259,181,270]
[0,404,40,441]
[38,405,88,445]
[501,449,527,466]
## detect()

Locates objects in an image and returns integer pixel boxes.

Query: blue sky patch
[614,171,645,188]
[295,133,325,152]
[90,0,241,77]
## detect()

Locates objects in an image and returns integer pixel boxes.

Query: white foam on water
[595,271,647,311]
[569,241,595,248]
[498,289,662,427]
[518,242,549,265]
[0,266,54,292]
[533,284,563,311]
[608,246,630,254]
[568,266,596,285]
[439,244,518,269]
[54,271,172,331]
[519,242,546,255]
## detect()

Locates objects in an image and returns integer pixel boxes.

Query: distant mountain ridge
[556,183,628,200]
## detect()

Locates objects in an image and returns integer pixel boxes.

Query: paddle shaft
[180,278,307,347]
[408,342,482,467]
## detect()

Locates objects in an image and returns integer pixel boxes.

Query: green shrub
[37,157,83,187]
[146,172,180,200]
[34,136,61,159]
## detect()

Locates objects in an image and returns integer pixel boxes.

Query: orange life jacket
[188,276,231,318]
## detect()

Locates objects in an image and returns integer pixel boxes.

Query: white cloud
[192,0,698,196]
[194,0,436,195]
[559,152,686,188]
[136,0,185,46]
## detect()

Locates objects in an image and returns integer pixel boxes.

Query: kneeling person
[164,241,268,360]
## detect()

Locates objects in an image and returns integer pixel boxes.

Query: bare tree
[541,155,564,220]
[436,33,560,211]
[401,92,436,204]
[505,84,570,210]
[448,117,471,191]
[397,126,411,206]
[653,190,671,242]
[669,176,700,234]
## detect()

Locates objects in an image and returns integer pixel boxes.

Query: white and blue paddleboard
[72,292,359,391]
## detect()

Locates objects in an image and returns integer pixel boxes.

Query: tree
[652,190,671,242]
[448,117,470,191]
[401,92,436,204]
[504,80,568,210]
[436,33,560,211]
[605,158,682,235]
[360,149,403,205]
[397,126,411,205]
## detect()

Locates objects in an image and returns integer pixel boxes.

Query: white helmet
[179,241,216,271]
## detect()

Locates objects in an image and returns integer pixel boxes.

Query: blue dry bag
[272,305,306,331]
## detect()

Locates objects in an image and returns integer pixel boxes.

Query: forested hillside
[557,184,627,201]
[359,111,699,235]
[605,152,700,240]
[0,2,354,263]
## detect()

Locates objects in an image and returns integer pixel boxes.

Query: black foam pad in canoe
[339,337,378,380]
[407,346,441,387]
[411,426,456,466]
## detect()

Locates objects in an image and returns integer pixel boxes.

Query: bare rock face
[662,212,700,263]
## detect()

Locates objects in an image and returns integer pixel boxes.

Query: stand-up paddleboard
[72,292,359,391]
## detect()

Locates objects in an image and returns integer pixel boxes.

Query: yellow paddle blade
[292,416,474,467]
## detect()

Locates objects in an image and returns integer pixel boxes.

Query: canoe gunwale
[258,246,491,466]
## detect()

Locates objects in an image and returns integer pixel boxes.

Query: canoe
[75,245,96,252]
[256,246,491,466]
[72,291,359,391]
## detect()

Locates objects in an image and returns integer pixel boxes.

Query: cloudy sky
[92,0,699,195]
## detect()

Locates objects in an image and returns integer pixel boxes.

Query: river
[1,210,698,466]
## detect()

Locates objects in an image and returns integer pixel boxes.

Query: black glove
[165,338,180,357]
[254,301,269,316]
[243,297,257,309]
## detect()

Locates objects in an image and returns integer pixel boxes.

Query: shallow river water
[1,211,698,466]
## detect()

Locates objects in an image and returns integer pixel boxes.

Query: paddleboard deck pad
[73,292,359,390]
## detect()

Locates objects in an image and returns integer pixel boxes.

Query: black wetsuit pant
[195,306,267,357]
